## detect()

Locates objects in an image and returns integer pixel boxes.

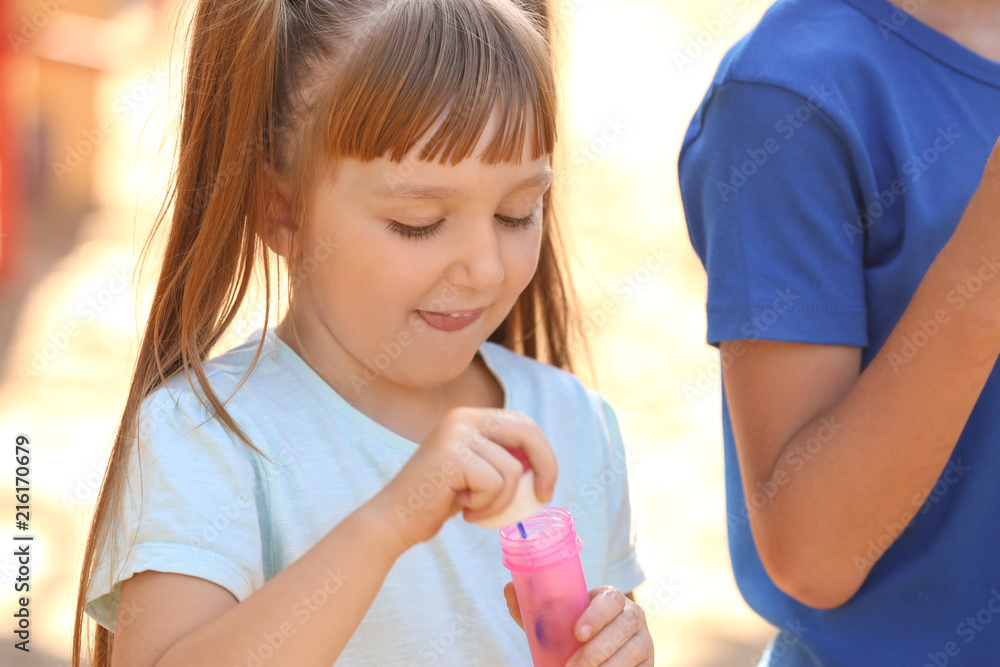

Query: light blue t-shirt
[679,0,1000,664]
[85,328,644,665]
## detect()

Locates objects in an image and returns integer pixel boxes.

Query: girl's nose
[447,218,505,291]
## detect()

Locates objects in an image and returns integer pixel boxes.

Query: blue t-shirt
[679,0,1000,664]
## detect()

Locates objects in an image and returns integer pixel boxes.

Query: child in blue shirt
[680,0,1000,664]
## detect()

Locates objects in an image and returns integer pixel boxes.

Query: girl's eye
[387,212,539,240]
[386,220,444,240]
[495,213,539,230]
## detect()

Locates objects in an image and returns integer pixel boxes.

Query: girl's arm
[115,501,398,667]
[110,408,557,667]
[724,136,1000,609]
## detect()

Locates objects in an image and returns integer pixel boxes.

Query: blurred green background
[0,0,779,664]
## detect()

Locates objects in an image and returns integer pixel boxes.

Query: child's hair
[73,1,581,664]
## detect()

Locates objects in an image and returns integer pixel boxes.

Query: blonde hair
[73,1,580,664]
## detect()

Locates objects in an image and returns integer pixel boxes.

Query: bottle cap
[473,470,545,529]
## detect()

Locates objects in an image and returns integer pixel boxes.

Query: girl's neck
[275,318,504,445]
[887,0,1000,62]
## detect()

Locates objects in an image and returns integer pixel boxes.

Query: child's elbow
[769,571,857,610]
[754,531,863,610]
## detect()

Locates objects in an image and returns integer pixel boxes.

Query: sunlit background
[0,0,779,664]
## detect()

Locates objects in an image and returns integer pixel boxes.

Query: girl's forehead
[335,150,553,201]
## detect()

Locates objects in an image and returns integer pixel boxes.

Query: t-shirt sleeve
[679,80,868,347]
[591,393,645,595]
[85,385,266,631]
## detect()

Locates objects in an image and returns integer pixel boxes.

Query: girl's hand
[504,583,654,667]
[374,408,558,557]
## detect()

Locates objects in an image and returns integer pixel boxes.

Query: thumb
[503,581,524,630]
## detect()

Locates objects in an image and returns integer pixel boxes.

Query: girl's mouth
[417,309,484,331]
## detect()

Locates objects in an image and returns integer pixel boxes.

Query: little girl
[72,1,652,666]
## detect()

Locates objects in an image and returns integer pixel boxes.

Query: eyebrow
[370,170,553,200]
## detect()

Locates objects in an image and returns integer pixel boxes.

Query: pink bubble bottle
[500,506,591,667]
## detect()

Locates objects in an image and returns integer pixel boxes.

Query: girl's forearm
[749,181,1000,608]
[154,495,402,667]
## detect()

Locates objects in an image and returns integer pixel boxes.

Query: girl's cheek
[508,234,544,284]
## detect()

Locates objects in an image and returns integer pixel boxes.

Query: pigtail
[72,0,286,664]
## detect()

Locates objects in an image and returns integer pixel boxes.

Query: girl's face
[285,119,550,394]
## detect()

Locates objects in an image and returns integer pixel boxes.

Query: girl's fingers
[566,589,651,667]
[451,430,507,513]
[460,439,527,521]
[468,409,558,503]
[414,407,557,520]
[574,586,627,643]
[393,407,557,549]
[503,581,524,630]
[568,635,654,667]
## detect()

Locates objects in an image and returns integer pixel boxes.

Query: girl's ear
[261,164,296,258]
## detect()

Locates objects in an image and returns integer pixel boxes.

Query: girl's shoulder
[136,330,283,444]
[151,329,281,399]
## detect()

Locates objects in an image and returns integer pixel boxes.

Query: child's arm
[111,408,557,667]
[723,136,1000,609]
[113,503,397,667]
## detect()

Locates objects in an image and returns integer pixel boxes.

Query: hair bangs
[324,0,557,166]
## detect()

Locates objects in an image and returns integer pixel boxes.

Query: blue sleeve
[679,80,868,347]
[84,386,266,630]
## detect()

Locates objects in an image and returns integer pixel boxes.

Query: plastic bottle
[500,506,591,667]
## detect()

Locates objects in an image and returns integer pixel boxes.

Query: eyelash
[387,220,445,241]
[386,213,539,240]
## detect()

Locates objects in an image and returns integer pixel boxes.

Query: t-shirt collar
[841,0,1000,89]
